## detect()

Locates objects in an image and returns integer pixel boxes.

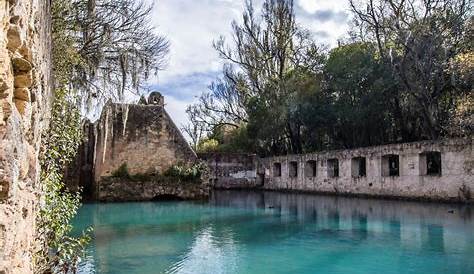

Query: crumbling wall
[98,177,209,202]
[199,153,261,189]
[0,0,52,273]
[261,138,474,203]
[88,93,197,198]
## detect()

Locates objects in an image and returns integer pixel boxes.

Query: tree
[185,66,248,132]
[349,0,472,139]
[53,0,169,109]
[323,42,399,148]
[181,115,205,151]
[38,0,170,271]
[188,0,325,155]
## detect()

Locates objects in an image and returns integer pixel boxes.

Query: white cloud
[151,0,243,85]
[296,0,351,47]
[297,0,349,14]
[147,0,351,128]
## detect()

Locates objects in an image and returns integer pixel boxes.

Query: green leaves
[163,162,209,183]
[37,90,92,273]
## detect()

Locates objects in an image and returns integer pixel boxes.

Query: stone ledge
[97,177,210,202]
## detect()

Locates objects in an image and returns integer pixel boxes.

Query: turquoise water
[73,190,474,274]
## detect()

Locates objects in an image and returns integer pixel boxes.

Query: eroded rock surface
[0,0,52,273]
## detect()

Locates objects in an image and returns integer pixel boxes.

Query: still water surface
[73,190,474,274]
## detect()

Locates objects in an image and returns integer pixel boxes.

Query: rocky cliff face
[0,0,52,273]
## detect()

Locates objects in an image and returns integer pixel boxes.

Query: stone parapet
[201,138,473,203]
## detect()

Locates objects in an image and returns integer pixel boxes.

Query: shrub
[37,89,92,273]
[111,163,131,179]
[110,162,208,183]
[163,162,208,183]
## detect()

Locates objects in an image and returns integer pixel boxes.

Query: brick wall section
[0,0,52,273]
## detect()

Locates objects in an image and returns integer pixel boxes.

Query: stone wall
[0,0,52,273]
[98,177,209,202]
[71,92,198,199]
[261,138,474,203]
[199,153,262,189]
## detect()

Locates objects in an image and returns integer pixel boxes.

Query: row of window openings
[273,152,441,178]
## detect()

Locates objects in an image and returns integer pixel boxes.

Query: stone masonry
[0,0,52,273]
[98,177,209,202]
[206,138,474,203]
[262,138,474,203]
[71,92,199,200]
[199,153,262,189]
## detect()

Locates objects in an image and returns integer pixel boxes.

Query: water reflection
[210,190,473,253]
[75,190,474,274]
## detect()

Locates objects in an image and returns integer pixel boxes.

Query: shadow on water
[74,190,474,274]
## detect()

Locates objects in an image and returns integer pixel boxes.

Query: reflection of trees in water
[76,191,474,273]
[211,190,474,251]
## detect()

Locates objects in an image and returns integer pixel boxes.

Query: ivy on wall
[35,89,92,274]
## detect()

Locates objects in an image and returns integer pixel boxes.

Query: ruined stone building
[0,0,52,273]
[68,92,198,200]
[204,139,474,203]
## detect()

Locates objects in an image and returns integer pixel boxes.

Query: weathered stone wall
[71,92,198,199]
[98,177,209,202]
[261,138,473,203]
[94,97,197,181]
[199,153,262,189]
[0,0,52,273]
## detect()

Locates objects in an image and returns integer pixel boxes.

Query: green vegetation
[37,0,169,272]
[50,0,169,109]
[111,163,154,182]
[163,162,209,182]
[111,162,208,184]
[36,90,92,273]
[111,163,133,179]
[185,0,473,156]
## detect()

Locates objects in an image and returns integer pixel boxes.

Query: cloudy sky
[148,0,352,127]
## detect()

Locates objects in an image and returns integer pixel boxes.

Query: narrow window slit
[351,157,366,177]
[420,151,441,176]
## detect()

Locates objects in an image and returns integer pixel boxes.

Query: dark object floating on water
[268,205,275,209]
[448,209,455,214]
